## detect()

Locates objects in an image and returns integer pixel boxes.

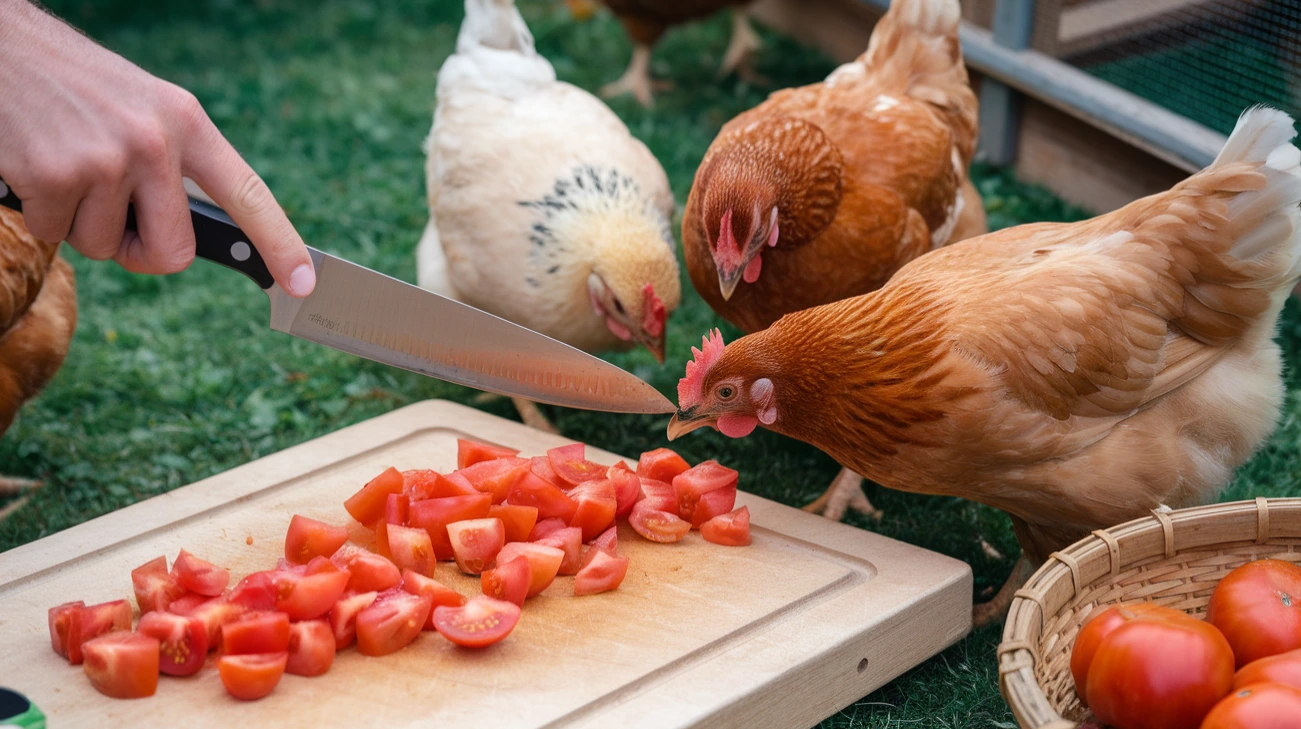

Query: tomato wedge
[222,611,291,655]
[433,597,521,648]
[137,611,208,676]
[286,619,335,677]
[457,439,520,469]
[574,549,630,596]
[384,523,436,577]
[536,526,583,575]
[332,546,402,593]
[530,455,563,487]
[547,443,607,485]
[384,494,409,526]
[637,478,677,512]
[344,466,405,526]
[673,460,739,527]
[329,591,378,650]
[83,632,159,699]
[701,506,751,546]
[218,652,287,701]
[497,542,564,597]
[131,556,186,614]
[400,569,466,630]
[591,526,618,553]
[273,562,351,620]
[172,549,230,596]
[407,469,477,501]
[529,517,567,542]
[228,570,278,612]
[482,557,531,606]
[630,502,691,543]
[607,464,641,518]
[284,515,349,565]
[62,600,133,665]
[356,590,433,656]
[490,504,539,543]
[692,486,738,528]
[507,472,577,521]
[458,457,530,504]
[48,600,84,662]
[637,448,691,483]
[447,518,506,575]
[180,596,247,646]
[407,493,493,560]
[567,479,617,542]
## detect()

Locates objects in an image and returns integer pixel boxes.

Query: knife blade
[0,178,676,415]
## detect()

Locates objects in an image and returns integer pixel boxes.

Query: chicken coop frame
[751,0,1242,213]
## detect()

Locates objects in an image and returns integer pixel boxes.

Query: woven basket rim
[997,496,1301,729]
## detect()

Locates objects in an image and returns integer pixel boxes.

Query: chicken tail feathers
[886,0,961,37]
[1212,107,1301,276]
[458,0,534,56]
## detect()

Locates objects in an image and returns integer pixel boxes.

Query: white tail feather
[886,0,961,36]
[458,0,534,55]
[1214,107,1301,282]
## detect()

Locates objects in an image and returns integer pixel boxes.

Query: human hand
[0,0,315,297]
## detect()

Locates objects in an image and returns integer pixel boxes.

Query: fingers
[13,168,80,243]
[113,172,195,275]
[65,182,131,262]
[183,114,314,297]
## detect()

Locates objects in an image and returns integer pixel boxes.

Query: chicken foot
[0,476,40,521]
[972,553,1037,628]
[802,467,883,522]
[719,9,766,85]
[601,45,672,107]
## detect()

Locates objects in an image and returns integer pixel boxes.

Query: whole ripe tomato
[1207,559,1301,668]
[1234,649,1301,691]
[1071,603,1173,699]
[1200,683,1301,729]
[1077,604,1234,729]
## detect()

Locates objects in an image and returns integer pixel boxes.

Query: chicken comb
[642,283,666,337]
[677,329,726,409]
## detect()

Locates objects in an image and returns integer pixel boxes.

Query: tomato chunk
[567,479,617,542]
[490,504,539,543]
[458,457,530,504]
[273,563,351,620]
[535,526,583,575]
[575,549,630,596]
[356,590,433,657]
[547,443,607,485]
[83,632,159,699]
[228,570,278,612]
[637,448,691,483]
[48,600,84,662]
[384,494,409,526]
[529,517,567,542]
[637,478,677,513]
[284,515,349,565]
[530,455,563,487]
[222,611,290,655]
[481,557,531,606]
[384,523,437,577]
[630,502,691,543]
[701,506,751,546]
[131,556,186,615]
[691,486,738,528]
[179,596,247,646]
[344,466,405,526]
[447,518,506,575]
[286,620,336,677]
[332,546,402,593]
[408,493,492,560]
[329,591,378,650]
[591,526,618,553]
[497,542,564,597]
[219,652,287,701]
[405,469,476,501]
[137,611,208,677]
[433,597,521,648]
[172,549,230,596]
[400,569,467,630]
[62,600,132,665]
[507,472,577,521]
[607,464,641,518]
[673,460,739,527]
[457,438,520,469]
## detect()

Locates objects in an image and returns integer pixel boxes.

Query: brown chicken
[596,0,763,106]
[682,0,985,520]
[667,107,1301,623]
[0,207,78,521]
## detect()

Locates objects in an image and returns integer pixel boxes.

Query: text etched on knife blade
[308,313,341,331]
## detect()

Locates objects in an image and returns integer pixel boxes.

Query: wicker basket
[998,497,1301,729]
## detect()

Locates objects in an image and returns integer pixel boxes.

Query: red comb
[642,283,665,337]
[677,329,726,408]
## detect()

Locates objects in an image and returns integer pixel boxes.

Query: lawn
[4,0,1301,726]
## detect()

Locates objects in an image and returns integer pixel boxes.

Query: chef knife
[0,179,675,415]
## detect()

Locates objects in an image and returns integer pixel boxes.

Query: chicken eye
[613,298,625,314]
[717,385,736,400]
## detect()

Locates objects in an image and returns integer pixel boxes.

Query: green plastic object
[0,688,44,729]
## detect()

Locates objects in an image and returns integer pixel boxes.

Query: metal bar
[979,0,1035,165]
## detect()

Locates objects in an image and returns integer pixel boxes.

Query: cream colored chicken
[418,0,681,432]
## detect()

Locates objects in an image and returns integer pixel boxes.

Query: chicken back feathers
[683,0,979,333]
[680,108,1301,561]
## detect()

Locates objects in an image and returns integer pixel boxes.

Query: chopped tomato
[574,549,630,596]
[637,478,677,512]
[433,597,521,648]
[637,448,691,483]
[497,542,564,597]
[82,632,159,699]
[131,556,186,615]
[137,611,208,677]
[607,464,641,518]
[447,518,506,575]
[329,591,378,650]
[489,504,538,543]
[222,611,290,655]
[375,515,392,557]
[408,493,493,560]
[286,620,335,677]
[458,438,521,469]
[332,545,402,593]
[400,569,466,630]
[385,494,409,526]
[591,526,618,553]
[535,526,583,575]
[48,600,84,662]
[228,571,278,612]
[530,455,563,487]
[384,523,436,577]
[481,557,531,606]
[183,597,248,646]
[701,506,751,546]
[507,472,577,521]
[273,563,351,620]
[344,466,405,526]
[218,652,287,701]
[172,549,230,596]
[547,443,607,485]
[692,486,738,528]
[64,600,132,665]
[356,590,433,656]
[410,469,478,501]
[529,517,567,542]
[673,460,739,527]
[630,502,691,543]
[567,479,617,542]
[457,457,530,504]
[284,515,349,565]
[167,593,207,614]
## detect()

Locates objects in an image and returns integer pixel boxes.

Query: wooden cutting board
[0,400,971,728]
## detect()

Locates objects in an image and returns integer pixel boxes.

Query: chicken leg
[0,476,39,521]
[802,467,883,522]
[600,45,671,107]
[719,9,765,85]
[972,553,1037,627]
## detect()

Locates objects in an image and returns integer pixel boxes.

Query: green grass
[3,1,1300,726]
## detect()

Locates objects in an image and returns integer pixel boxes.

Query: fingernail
[289,263,316,297]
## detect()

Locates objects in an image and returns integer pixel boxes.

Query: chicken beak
[633,330,666,364]
[717,269,742,301]
[667,409,714,441]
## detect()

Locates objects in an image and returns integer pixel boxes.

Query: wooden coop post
[978,0,1035,165]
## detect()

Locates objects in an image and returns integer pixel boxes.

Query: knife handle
[0,176,275,290]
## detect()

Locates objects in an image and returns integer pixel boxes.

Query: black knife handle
[0,176,274,290]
